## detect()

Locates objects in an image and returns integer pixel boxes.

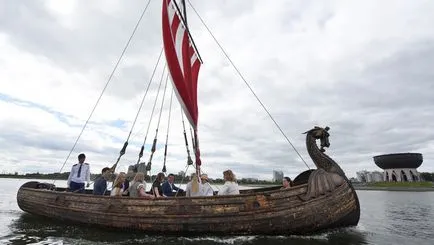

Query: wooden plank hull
[17,180,360,235]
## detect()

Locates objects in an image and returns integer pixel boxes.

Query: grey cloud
[0,0,161,71]
[290,41,434,175]
[2,0,434,179]
[199,39,434,177]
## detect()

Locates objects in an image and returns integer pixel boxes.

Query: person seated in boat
[218,170,240,195]
[200,174,214,196]
[129,172,154,199]
[150,172,166,198]
[67,153,91,193]
[93,167,112,195]
[281,176,293,189]
[162,173,184,197]
[111,172,126,196]
[122,169,135,196]
[185,173,201,197]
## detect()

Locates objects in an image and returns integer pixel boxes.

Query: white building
[356,170,383,183]
[382,169,420,182]
[373,153,423,182]
[272,170,284,182]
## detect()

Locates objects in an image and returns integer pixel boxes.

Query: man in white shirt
[67,153,91,193]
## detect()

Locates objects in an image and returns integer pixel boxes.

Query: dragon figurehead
[304,126,330,152]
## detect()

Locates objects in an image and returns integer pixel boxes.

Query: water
[1,178,433,245]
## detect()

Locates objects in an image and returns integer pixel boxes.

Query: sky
[1,0,433,180]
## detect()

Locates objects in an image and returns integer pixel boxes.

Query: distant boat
[17,0,360,235]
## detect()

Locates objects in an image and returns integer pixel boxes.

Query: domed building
[373,153,422,182]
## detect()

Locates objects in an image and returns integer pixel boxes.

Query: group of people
[66,153,242,197]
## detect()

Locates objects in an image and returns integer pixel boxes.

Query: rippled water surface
[1,178,433,245]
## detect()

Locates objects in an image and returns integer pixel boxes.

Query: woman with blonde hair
[110,172,126,196]
[129,172,154,199]
[185,173,201,197]
[218,169,240,195]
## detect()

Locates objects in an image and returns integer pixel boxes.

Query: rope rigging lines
[186,0,310,170]
[111,48,164,173]
[136,64,167,168]
[181,110,194,166]
[162,90,174,173]
[146,72,170,173]
[57,0,312,183]
[53,0,153,183]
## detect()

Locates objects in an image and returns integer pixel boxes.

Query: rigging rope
[162,90,174,173]
[136,64,166,166]
[53,0,153,183]
[189,126,196,154]
[181,110,194,166]
[186,0,310,170]
[191,165,220,192]
[146,73,170,172]
[174,163,192,197]
[111,48,164,172]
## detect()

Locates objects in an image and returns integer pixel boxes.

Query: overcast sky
[1,0,433,181]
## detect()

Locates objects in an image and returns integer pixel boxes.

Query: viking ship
[17,0,360,235]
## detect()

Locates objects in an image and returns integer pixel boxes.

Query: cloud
[1,0,434,182]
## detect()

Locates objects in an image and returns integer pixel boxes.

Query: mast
[179,0,201,177]
[162,0,203,175]
[179,0,200,177]
[182,0,187,27]
[171,0,203,63]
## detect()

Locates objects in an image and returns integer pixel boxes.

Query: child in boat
[218,170,240,195]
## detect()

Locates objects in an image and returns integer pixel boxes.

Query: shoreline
[3,176,433,191]
[354,186,434,192]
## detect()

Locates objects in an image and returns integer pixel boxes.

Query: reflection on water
[3,213,369,245]
[1,178,434,245]
[384,192,433,240]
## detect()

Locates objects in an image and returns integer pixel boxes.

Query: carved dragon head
[304,126,330,152]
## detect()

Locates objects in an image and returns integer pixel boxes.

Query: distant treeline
[420,172,434,182]
[2,171,433,183]
[0,172,280,184]
[0,172,99,180]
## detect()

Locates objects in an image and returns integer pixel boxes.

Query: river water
[1,178,433,245]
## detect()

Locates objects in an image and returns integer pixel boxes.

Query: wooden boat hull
[17,179,359,235]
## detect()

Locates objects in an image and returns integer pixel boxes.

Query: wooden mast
[172,0,203,63]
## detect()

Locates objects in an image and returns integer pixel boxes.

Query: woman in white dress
[110,172,126,196]
[200,174,214,196]
[218,169,240,195]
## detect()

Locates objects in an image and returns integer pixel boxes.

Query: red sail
[162,0,202,166]
[162,0,201,128]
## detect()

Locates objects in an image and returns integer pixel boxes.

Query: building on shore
[373,153,422,182]
[272,170,284,182]
[244,177,259,182]
[356,170,383,183]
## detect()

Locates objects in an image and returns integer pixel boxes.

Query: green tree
[420,172,433,182]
